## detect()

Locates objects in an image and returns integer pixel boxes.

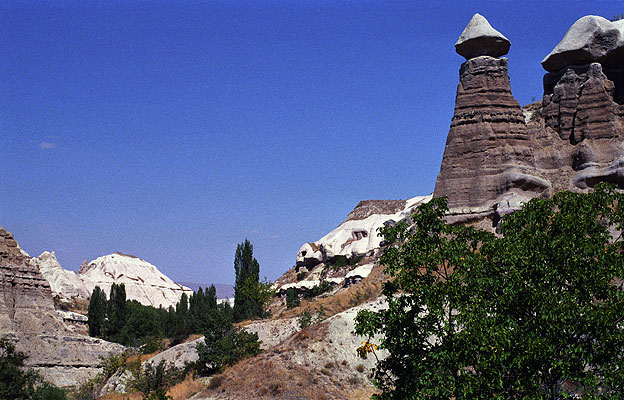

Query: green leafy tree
[107,283,127,339]
[0,337,38,400]
[233,239,272,321]
[175,292,190,336]
[195,324,261,376]
[356,184,624,399]
[87,286,107,337]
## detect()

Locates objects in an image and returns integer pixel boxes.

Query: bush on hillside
[356,184,624,399]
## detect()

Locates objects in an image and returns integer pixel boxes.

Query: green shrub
[128,360,183,397]
[304,280,333,299]
[0,337,39,399]
[31,382,67,400]
[296,271,307,281]
[285,288,300,309]
[195,327,262,376]
[298,310,312,329]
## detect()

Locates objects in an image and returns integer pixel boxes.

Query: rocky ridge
[434,14,624,223]
[0,227,124,388]
[32,251,193,309]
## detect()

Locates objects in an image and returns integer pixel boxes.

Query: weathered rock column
[433,14,549,219]
[540,15,624,190]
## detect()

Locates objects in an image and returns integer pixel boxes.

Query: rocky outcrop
[433,14,624,221]
[0,226,124,388]
[78,252,193,309]
[434,16,550,216]
[33,251,193,309]
[542,16,624,73]
[295,195,431,268]
[455,13,510,60]
[534,15,624,193]
[32,251,90,300]
[433,53,550,215]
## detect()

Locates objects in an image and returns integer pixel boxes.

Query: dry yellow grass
[98,392,142,400]
[97,375,204,400]
[166,374,205,400]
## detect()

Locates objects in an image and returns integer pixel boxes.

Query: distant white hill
[32,251,193,309]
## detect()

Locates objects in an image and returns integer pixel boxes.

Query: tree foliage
[195,325,261,376]
[87,286,107,337]
[107,283,127,339]
[0,338,38,400]
[356,184,624,399]
[233,239,272,321]
[0,337,67,400]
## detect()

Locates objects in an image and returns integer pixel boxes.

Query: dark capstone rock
[455,14,510,60]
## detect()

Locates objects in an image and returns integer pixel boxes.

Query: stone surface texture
[0,226,124,388]
[33,250,193,309]
[542,16,624,73]
[433,56,550,215]
[434,15,624,221]
[78,252,193,309]
[455,13,510,60]
[295,195,431,268]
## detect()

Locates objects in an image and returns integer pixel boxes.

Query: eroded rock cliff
[0,227,123,388]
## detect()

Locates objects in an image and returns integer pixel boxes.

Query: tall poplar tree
[87,286,107,337]
[233,239,261,321]
[107,283,127,338]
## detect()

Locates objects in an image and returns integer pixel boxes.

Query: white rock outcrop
[33,251,192,309]
[32,252,90,299]
[296,195,431,267]
[79,252,193,309]
[542,15,624,72]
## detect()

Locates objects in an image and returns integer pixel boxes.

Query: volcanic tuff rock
[78,252,193,309]
[433,54,550,215]
[0,226,124,388]
[455,13,511,60]
[33,251,193,309]
[542,16,624,73]
[295,195,431,268]
[434,14,624,218]
[31,251,90,300]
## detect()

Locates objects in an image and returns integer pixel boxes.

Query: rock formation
[542,16,624,74]
[455,13,510,60]
[536,16,624,192]
[31,251,90,300]
[33,251,193,309]
[295,195,431,268]
[0,226,124,387]
[78,252,193,309]
[434,14,550,219]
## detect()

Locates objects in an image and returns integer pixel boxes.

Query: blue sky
[2,1,622,285]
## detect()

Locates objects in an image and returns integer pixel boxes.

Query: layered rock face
[434,14,549,216]
[537,16,624,192]
[0,227,123,387]
[434,14,624,218]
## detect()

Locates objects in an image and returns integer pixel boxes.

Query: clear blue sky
[2,1,622,285]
